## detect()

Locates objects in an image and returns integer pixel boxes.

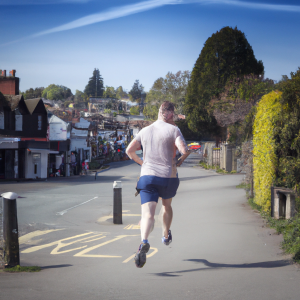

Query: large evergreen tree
[84,68,104,97]
[129,80,144,102]
[184,26,264,136]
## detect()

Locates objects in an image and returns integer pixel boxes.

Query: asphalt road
[0,153,300,300]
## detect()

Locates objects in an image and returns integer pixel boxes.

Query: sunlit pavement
[0,154,299,300]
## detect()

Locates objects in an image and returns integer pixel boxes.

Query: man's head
[158,101,175,122]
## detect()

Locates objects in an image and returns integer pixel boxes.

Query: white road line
[56,197,98,216]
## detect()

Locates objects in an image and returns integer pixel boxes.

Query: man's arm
[175,135,191,166]
[126,139,143,166]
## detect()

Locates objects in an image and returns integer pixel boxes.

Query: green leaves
[84,68,104,97]
[184,26,264,137]
[42,84,72,101]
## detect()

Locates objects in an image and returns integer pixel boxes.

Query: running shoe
[134,242,150,268]
[162,229,172,245]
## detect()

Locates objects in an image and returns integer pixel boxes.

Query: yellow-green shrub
[253,91,282,210]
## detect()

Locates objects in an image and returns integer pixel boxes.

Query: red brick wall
[0,77,19,95]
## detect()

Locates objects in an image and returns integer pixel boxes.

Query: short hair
[160,101,175,113]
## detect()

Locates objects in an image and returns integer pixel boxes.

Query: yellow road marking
[98,214,141,223]
[74,235,139,258]
[81,235,106,243]
[51,234,105,255]
[124,224,140,230]
[21,232,93,254]
[122,247,158,263]
[19,229,65,245]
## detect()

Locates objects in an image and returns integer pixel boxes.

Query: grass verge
[199,161,228,173]
[2,265,41,273]
[237,183,300,263]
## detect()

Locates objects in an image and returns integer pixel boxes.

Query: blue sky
[0,0,299,94]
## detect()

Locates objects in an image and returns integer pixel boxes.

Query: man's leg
[134,201,157,268]
[162,198,173,239]
[140,201,157,241]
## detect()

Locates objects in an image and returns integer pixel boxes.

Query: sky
[0,0,299,94]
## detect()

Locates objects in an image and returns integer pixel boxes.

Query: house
[48,114,71,177]
[70,118,91,174]
[0,95,50,180]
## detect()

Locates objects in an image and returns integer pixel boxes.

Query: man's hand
[126,139,143,166]
[176,150,192,167]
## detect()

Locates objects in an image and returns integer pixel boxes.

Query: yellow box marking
[19,229,65,245]
[124,224,140,230]
[50,234,105,255]
[74,235,138,258]
[21,232,93,254]
[98,214,141,223]
[122,247,158,263]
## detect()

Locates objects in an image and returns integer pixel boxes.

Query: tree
[273,68,300,191]
[21,87,44,99]
[84,68,104,97]
[130,106,140,115]
[184,26,264,136]
[116,86,128,99]
[146,71,190,114]
[143,104,159,120]
[209,75,275,142]
[104,86,116,99]
[129,80,144,102]
[42,84,73,101]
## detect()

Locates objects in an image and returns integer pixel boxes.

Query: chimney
[0,69,19,95]
[9,70,16,77]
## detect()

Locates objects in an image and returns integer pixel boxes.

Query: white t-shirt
[135,120,186,178]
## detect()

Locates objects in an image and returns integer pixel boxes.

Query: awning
[28,148,59,154]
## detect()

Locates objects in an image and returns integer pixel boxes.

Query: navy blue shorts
[137,175,180,204]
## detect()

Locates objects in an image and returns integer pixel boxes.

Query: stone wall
[237,140,253,184]
[0,198,4,268]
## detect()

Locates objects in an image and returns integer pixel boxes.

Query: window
[15,115,23,131]
[38,115,42,130]
[0,112,4,129]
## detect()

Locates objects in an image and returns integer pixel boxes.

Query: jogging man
[126,101,189,268]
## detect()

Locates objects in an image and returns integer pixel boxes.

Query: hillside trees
[130,106,140,115]
[42,84,73,101]
[22,87,44,99]
[144,70,190,119]
[84,68,104,97]
[104,86,117,99]
[184,26,264,136]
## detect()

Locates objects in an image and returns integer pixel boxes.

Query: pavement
[0,153,300,300]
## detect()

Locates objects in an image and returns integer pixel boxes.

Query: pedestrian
[126,101,190,268]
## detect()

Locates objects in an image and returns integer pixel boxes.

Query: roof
[24,98,40,114]
[1,94,23,111]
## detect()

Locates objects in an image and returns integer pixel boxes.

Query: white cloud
[1,0,300,46]
[32,0,180,37]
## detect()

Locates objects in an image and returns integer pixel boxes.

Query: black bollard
[1,192,20,267]
[113,181,122,224]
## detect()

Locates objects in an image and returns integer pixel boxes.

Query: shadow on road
[40,264,72,270]
[153,259,291,277]
[179,175,217,181]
